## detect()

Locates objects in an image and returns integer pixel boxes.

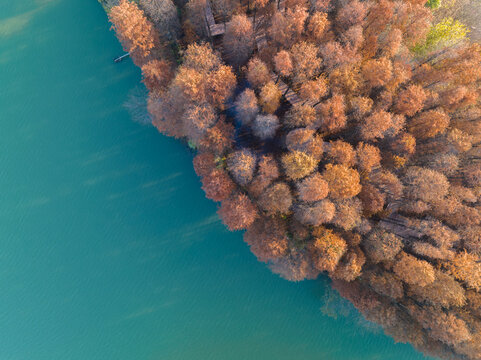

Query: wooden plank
[113,52,130,63]
[204,0,216,27]
[210,23,226,36]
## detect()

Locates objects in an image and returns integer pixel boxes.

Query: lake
[0,1,433,359]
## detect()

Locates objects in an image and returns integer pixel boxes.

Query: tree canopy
[108,0,481,358]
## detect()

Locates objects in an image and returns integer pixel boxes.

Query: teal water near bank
[0,1,433,359]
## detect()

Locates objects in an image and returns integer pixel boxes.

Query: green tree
[425,0,441,9]
[413,17,469,53]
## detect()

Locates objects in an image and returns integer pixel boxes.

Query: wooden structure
[113,52,130,63]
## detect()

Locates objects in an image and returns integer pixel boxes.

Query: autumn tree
[408,270,466,308]
[391,132,416,158]
[319,41,352,71]
[259,82,282,114]
[139,0,180,41]
[115,0,481,356]
[259,182,293,214]
[331,247,365,282]
[404,167,449,204]
[201,169,236,201]
[182,103,217,144]
[244,217,288,262]
[193,152,216,177]
[318,94,347,133]
[281,151,318,180]
[408,110,450,139]
[380,28,402,58]
[227,149,257,186]
[360,110,393,141]
[294,200,335,225]
[109,0,159,60]
[269,249,320,281]
[274,50,293,77]
[335,0,366,29]
[173,43,236,109]
[331,198,362,231]
[445,251,481,291]
[308,11,329,42]
[415,307,471,347]
[362,58,393,89]
[290,41,322,85]
[349,96,372,120]
[223,14,254,67]
[285,128,324,159]
[393,85,427,117]
[370,170,403,201]
[311,227,347,273]
[327,140,356,166]
[141,59,173,91]
[356,143,381,173]
[297,173,329,202]
[246,57,271,89]
[252,114,280,140]
[322,164,361,199]
[359,184,385,214]
[285,104,317,128]
[199,117,234,153]
[268,5,308,48]
[368,271,404,300]
[393,252,436,287]
[248,155,280,198]
[218,193,258,230]
[235,89,259,126]
[148,86,186,137]
[362,229,403,264]
[299,77,328,104]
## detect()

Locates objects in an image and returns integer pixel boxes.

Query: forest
[102,0,481,358]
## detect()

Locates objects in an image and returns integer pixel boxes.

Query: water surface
[0,1,433,359]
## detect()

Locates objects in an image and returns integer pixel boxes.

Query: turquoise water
[0,1,433,359]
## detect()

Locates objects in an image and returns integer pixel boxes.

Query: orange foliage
[218,193,258,230]
[141,59,173,91]
[327,140,355,166]
[258,182,293,215]
[193,152,216,177]
[363,229,402,264]
[246,57,271,89]
[111,0,481,357]
[393,85,427,117]
[281,151,318,180]
[294,199,335,226]
[201,169,236,201]
[311,227,347,273]
[297,173,329,202]
[322,164,361,199]
[393,252,436,287]
[244,217,288,262]
[109,0,158,59]
[408,110,450,139]
[227,149,257,186]
[259,82,282,114]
